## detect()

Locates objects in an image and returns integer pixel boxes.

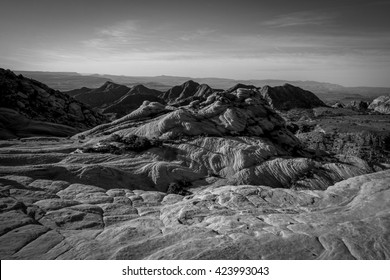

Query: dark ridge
[260,84,326,111]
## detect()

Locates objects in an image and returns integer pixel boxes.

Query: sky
[1,0,389,86]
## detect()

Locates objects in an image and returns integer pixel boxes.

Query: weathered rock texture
[0,169,389,259]
[69,86,371,191]
[369,95,390,114]
[0,69,107,139]
[297,131,390,165]
[0,82,387,260]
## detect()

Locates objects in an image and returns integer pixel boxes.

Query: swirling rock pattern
[0,170,389,259]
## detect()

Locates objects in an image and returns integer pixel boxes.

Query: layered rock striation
[0,169,389,259]
[74,86,372,191]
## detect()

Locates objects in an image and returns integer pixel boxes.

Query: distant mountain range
[15,71,390,103]
[64,82,164,118]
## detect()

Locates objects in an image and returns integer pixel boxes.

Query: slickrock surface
[0,169,389,259]
[0,69,107,139]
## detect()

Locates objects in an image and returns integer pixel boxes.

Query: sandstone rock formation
[369,95,390,114]
[260,84,326,111]
[0,69,107,139]
[74,86,372,191]
[1,77,388,260]
[0,168,389,259]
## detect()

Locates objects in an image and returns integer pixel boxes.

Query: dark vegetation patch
[166,180,192,196]
[82,134,162,154]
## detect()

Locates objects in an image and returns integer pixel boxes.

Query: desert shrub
[83,134,163,154]
[383,135,390,151]
[150,137,163,147]
[166,180,192,196]
[120,134,152,151]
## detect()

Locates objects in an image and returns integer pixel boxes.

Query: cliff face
[0,69,107,138]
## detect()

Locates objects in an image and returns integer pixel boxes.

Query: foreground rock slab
[0,169,389,259]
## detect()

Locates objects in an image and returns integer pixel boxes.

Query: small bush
[83,134,163,154]
[166,180,192,196]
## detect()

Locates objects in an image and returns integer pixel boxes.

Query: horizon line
[10,68,390,88]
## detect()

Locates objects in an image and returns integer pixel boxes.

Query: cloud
[97,20,139,37]
[179,28,216,41]
[262,11,335,28]
[82,20,157,52]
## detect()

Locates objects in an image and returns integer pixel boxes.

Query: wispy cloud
[97,20,139,37]
[262,11,335,28]
[81,20,220,56]
[82,20,153,52]
[179,28,216,41]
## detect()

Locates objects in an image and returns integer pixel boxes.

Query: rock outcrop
[74,86,372,191]
[0,69,107,139]
[369,95,390,114]
[332,102,345,108]
[345,100,369,111]
[159,80,215,105]
[260,84,326,111]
